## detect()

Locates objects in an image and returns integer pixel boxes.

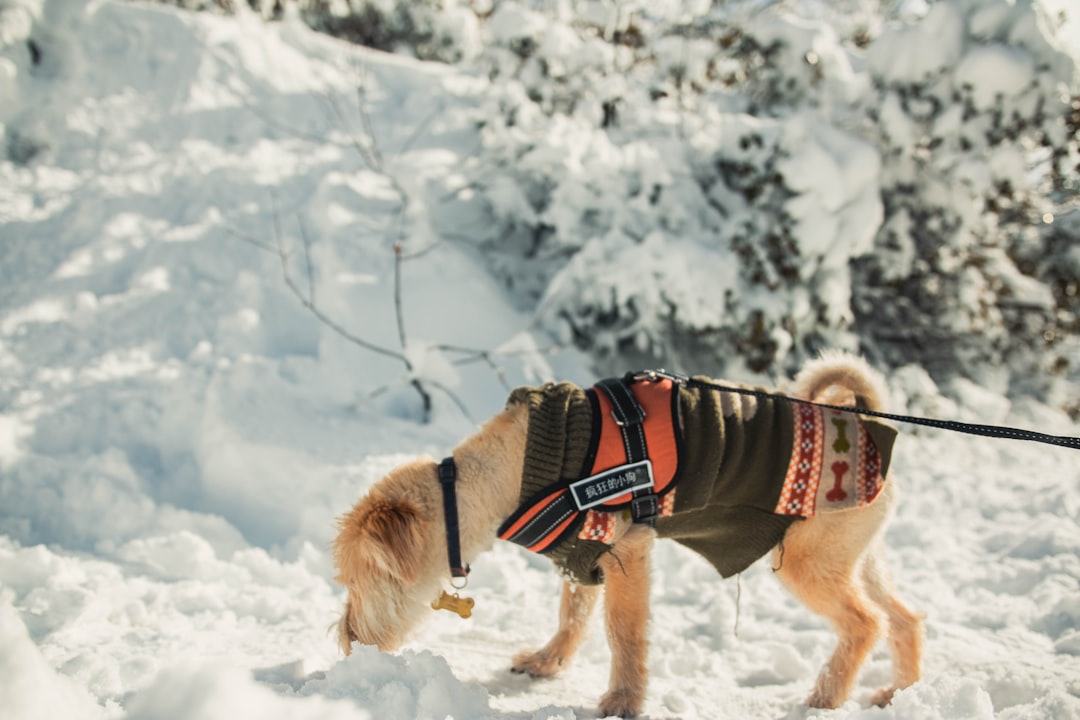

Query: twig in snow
[297,213,316,304]
[224,207,405,364]
[392,242,410,354]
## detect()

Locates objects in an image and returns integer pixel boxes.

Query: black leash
[630,370,1080,452]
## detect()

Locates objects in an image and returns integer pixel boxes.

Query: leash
[629,370,1080,452]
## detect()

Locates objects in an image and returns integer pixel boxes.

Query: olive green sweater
[506,378,896,585]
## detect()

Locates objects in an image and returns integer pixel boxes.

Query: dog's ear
[334,498,426,584]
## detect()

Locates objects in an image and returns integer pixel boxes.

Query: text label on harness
[569,460,655,510]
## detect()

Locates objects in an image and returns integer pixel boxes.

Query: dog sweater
[500,378,897,585]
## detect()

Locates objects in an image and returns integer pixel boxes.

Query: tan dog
[333,353,923,717]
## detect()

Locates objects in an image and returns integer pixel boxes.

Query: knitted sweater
[505,378,897,585]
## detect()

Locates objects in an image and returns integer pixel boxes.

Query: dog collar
[437,456,470,585]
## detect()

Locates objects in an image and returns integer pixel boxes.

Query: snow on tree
[95,0,1080,409]
[460,0,1078,409]
[853,0,1079,410]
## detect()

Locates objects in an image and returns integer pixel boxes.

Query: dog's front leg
[512,580,600,677]
[596,526,654,718]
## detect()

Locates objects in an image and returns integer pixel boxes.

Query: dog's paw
[597,687,643,718]
[869,686,897,707]
[805,687,841,710]
[510,648,566,678]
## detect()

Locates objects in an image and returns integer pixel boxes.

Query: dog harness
[497,376,683,554]
[497,373,897,585]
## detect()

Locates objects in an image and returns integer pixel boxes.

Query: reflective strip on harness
[498,377,682,554]
[497,488,577,552]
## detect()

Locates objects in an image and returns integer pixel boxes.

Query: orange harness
[497,376,682,554]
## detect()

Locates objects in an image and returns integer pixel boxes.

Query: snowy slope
[1,3,1079,719]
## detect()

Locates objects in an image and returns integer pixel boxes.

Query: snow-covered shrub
[464,0,1079,402]
[142,0,281,18]
[127,0,1080,407]
[852,0,1079,401]
[470,31,885,378]
[465,5,890,378]
[300,0,481,62]
[132,0,483,61]
[1,0,56,163]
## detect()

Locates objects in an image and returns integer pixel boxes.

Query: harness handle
[595,378,659,525]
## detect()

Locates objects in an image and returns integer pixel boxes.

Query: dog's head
[332,460,439,654]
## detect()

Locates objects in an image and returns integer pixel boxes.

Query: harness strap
[437,457,470,581]
[498,489,579,553]
[595,377,658,525]
[595,377,647,460]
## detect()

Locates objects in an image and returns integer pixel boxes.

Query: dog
[332,352,923,717]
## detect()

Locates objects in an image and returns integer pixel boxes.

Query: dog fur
[333,352,923,717]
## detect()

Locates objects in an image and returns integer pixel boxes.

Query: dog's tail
[789,350,888,412]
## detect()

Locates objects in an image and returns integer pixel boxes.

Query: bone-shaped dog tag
[431,591,475,619]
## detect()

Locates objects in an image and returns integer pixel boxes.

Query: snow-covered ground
[1,2,1078,719]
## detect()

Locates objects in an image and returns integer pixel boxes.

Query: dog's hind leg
[860,546,923,706]
[774,511,887,709]
[596,525,654,718]
[512,580,600,678]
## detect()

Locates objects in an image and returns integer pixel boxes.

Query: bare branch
[392,242,412,368]
[427,380,475,423]
[437,342,565,393]
[397,241,442,261]
[323,90,379,168]
[437,342,564,362]
[365,379,465,423]
[409,377,433,417]
[353,61,385,170]
[475,352,510,392]
[297,214,316,305]
[223,224,280,254]
[397,99,444,156]
[226,203,406,364]
[274,258,403,362]
[243,98,346,147]
[226,59,564,425]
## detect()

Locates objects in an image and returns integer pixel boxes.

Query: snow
[1,2,1079,720]
[0,591,100,720]
[954,44,1036,110]
[867,2,966,84]
[488,2,548,46]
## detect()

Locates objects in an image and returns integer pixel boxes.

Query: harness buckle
[612,407,645,427]
[629,369,689,386]
[437,458,456,484]
[630,494,660,526]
